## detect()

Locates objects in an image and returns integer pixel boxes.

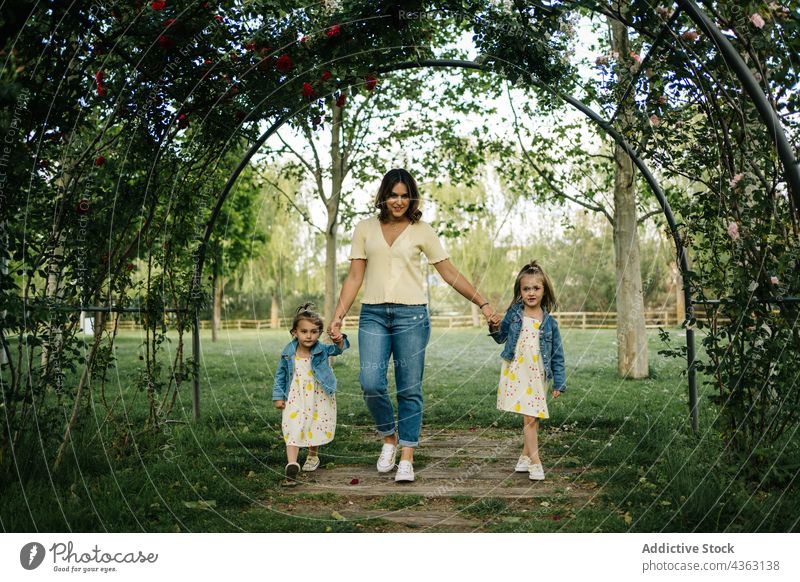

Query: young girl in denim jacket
[489,261,566,481]
[273,303,349,480]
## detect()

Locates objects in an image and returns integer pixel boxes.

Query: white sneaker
[529,463,545,481]
[395,460,415,482]
[376,443,397,473]
[302,455,320,472]
[515,455,532,472]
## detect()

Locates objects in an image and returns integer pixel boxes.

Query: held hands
[481,303,501,330]
[327,317,344,343]
[551,390,561,399]
[273,400,286,409]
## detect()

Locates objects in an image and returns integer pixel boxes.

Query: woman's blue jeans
[358,303,430,448]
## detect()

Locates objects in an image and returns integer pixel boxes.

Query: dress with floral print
[496,315,549,419]
[282,356,336,446]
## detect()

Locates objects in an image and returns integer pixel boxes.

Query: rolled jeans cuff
[398,439,419,448]
[377,428,397,438]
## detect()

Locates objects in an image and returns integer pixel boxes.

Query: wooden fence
[105,308,725,331]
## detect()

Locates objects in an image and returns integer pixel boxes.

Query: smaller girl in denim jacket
[273,303,349,480]
[489,261,566,481]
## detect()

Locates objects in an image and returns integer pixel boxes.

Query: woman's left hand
[481,303,501,327]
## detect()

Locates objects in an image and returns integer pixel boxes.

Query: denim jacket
[272,335,350,400]
[489,304,566,392]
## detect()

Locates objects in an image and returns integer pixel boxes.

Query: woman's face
[385,182,411,221]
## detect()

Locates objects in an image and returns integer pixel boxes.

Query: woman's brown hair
[509,260,558,312]
[290,302,324,335]
[374,168,423,224]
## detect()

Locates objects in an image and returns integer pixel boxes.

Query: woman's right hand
[273,400,285,409]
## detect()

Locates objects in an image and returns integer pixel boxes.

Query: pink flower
[727,222,740,240]
[729,173,743,188]
[96,85,106,97]
[681,30,699,42]
[630,51,642,64]
[95,70,105,83]
[326,24,341,38]
[302,82,314,99]
[649,114,661,127]
[275,54,293,73]
[750,13,765,28]
[770,276,779,285]
[95,155,106,166]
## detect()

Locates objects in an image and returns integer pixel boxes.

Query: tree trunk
[211,267,221,342]
[271,293,280,329]
[610,4,649,379]
[324,102,345,323]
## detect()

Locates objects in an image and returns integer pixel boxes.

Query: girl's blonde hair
[290,302,324,335]
[509,260,558,312]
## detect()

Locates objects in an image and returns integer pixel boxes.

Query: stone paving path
[279,429,598,532]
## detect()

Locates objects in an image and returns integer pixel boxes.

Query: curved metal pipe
[679,0,800,215]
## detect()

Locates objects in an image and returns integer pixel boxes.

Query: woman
[328,168,500,483]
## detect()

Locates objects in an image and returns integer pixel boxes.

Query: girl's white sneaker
[528,463,545,481]
[515,455,532,472]
[376,443,397,473]
[302,455,320,472]
[395,460,415,482]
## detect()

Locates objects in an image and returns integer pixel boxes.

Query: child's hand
[551,390,561,399]
[273,400,286,409]
[487,313,501,332]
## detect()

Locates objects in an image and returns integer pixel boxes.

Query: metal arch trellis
[188,0,800,434]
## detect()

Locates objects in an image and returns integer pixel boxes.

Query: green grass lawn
[2,327,797,532]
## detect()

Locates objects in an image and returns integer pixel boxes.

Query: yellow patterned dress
[282,357,336,446]
[496,316,549,419]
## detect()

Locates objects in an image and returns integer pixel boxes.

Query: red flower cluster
[214,14,223,23]
[95,70,106,97]
[302,82,314,99]
[244,42,256,51]
[321,70,331,82]
[95,155,106,166]
[177,113,189,129]
[151,0,166,10]
[326,24,341,38]
[335,93,346,108]
[164,18,176,28]
[364,75,377,91]
[275,54,292,73]
[158,35,174,50]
